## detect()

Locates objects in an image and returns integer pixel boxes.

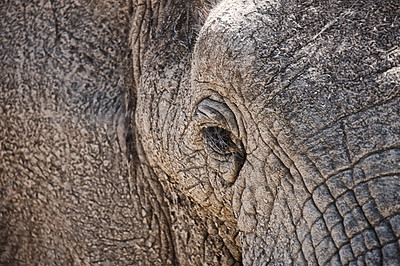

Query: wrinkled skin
[136,0,400,264]
[1,0,400,264]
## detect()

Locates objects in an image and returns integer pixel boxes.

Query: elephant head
[134,0,400,264]
[2,0,399,264]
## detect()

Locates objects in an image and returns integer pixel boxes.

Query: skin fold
[1,0,400,264]
[136,0,400,264]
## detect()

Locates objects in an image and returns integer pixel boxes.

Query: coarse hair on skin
[192,0,222,33]
[173,0,222,51]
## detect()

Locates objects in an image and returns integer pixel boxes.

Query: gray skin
[136,0,400,264]
[1,0,400,265]
[1,0,238,264]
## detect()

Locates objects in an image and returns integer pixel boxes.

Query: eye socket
[202,127,244,158]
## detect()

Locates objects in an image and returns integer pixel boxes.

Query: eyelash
[202,126,245,158]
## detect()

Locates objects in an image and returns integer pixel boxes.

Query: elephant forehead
[193,0,400,138]
[193,0,269,87]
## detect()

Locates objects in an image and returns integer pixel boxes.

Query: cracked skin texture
[1,0,400,265]
[1,0,238,264]
[136,0,400,264]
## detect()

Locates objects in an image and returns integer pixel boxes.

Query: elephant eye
[202,127,244,157]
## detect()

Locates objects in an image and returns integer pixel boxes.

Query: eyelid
[195,98,240,138]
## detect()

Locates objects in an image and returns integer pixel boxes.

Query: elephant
[1,0,400,265]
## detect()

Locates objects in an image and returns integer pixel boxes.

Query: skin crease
[137,0,400,264]
[2,0,239,264]
[1,0,399,264]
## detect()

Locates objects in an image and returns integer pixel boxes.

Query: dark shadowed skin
[1,0,400,265]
